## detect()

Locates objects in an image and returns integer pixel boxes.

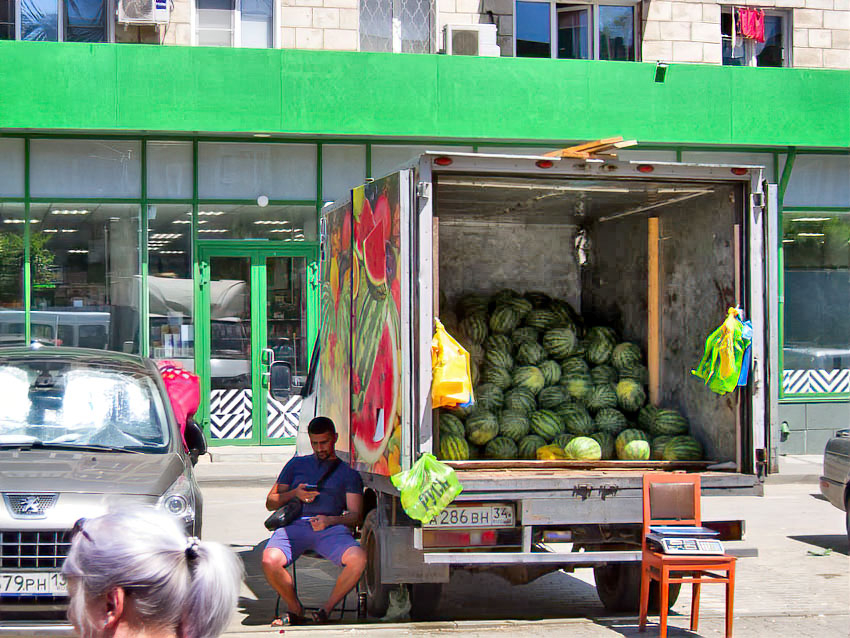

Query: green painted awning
[0,41,848,148]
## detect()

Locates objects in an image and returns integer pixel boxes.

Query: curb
[765,474,819,486]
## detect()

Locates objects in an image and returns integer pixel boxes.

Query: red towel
[739,8,765,43]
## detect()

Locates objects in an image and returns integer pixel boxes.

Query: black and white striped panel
[783,369,850,394]
[210,389,253,439]
[267,395,302,440]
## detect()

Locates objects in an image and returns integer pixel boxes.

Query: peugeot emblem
[20,497,41,515]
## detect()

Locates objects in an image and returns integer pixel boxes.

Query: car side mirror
[183,418,207,467]
[270,361,292,401]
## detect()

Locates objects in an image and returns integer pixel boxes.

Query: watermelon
[484,348,513,371]
[485,436,519,460]
[516,342,546,366]
[503,387,538,415]
[619,364,649,386]
[564,436,602,461]
[467,444,482,460]
[594,407,628,436]
[662,435,704,461]
[650,435,673,460]
[550,299,581,331]
[651,409,690,436]
[553,432,576,450]
[458,293,489,317]
[440,435,470,461]
[511,326,539,348]
[616,379,646,413]
[483,365,512,390]
[585,326,616,365]
[563,372,593,402]
[542,328,578,359]
[612,342,642,371]
[590,365,618,386]
[506,296,533,318]
[518,434,547,459]
[467,343,485,366]
[585,384,619,413]
[470,361,480,386]
[524,291,552,308]
[538,385,568,410]
[439,412,465,439]
[476,384,504,412]
[536,444,567,460]
[591,431,615,460]
[490,305,522,334]
[446,403,473,420]
[557,403,595,435]
[490,289,520,307]
[465,409,500,446]
[615,429,650,460]
[459,313,488,345]
[530,409,564,441]
[485,334,514,356]
[499,410,530,441]
[539,359,562,386]
[525,309,557,331]
[513,366,546,395]
[561,356,589,377]
[638,404,658,431]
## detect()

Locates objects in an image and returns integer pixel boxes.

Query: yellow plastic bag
[692,307,751,396]
[431,318,474,409]
[391,453,463,524]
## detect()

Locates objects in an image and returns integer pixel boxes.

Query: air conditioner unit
[442,24,501,57]
[118,0,169,24]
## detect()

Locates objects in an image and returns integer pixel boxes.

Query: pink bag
[157,360,201,451]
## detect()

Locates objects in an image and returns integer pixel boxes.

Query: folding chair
[639,472,736,638]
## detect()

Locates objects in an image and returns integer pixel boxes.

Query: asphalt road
[202,481,850,638]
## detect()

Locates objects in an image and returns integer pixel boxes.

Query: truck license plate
[425,504,515,528]
[0,572,68,596]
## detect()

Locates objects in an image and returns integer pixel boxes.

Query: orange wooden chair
[639,472,736,638]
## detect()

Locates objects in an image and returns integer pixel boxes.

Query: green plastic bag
[390,453,463,524]
[692,308,751,395]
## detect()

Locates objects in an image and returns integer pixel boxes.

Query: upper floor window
[0,0,109,41]
[195,0,275,48]
[721,8,788,67]
[360,0,432,53]
[515,0,637,61]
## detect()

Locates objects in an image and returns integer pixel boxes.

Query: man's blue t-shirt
[276,455,363,517]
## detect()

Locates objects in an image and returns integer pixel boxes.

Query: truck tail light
[422,530,498,548]
[637,164,654,173]
[434,156,453,166]
[731,167,748,175]
[535,159,554,169]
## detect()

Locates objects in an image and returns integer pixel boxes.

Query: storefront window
[322,145,366,204]
[195,204,317,241]
[782,211,850,394]
[0,138,24,197]
[28,203,142,353]
[147,141,193,200]
[198,142,316,200]
[0,204,26,345]
[147,204,194,365]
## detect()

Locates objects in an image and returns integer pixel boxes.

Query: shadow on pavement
[810,493,828,502]
[593,618,704,637]
[788,534,850,556]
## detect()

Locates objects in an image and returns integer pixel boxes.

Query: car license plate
[0,572,68,597]
[425,504,515,528]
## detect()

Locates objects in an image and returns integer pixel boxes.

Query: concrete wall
[779,401,850,454]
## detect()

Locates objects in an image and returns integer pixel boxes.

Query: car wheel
[361,510,391,618]
[845,493,850,545]
[594,563,681,614]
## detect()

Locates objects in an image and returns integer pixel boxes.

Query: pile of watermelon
[437,289,705,463]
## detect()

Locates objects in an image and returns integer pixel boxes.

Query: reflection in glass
[21,0,58,40]
[359,0,392,52]
[0,0,14,40]
[148,205,194,366]
[195,205,317,241]
[240,0,272,48]
[516,1,551,58]
[755,16,783,67]
[557,8,589,60]
[0,204,26,345]
[28,204,141,353]
[196,0,234,46]
[598,5,634,61]
[65,0,106,42]
[782,212,850,388]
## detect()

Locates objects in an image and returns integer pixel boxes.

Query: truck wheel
[845,493,850,544]
[361,510,391,617]
[593,564,681,613]
[408,583,443,620]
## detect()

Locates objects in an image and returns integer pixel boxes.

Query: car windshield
[0,360,170,451]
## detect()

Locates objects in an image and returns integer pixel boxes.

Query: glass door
[197,245,318,445]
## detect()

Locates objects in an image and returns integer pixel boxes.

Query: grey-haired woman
[62,509,243,638]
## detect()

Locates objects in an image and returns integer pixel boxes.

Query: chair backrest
[642,472,701,550]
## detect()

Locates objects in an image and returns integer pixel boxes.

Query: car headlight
[157,474,195,524]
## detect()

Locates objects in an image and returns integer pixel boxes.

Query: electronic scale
[646,526,726,555]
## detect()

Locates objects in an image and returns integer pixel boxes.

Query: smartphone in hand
[304,483,319,491]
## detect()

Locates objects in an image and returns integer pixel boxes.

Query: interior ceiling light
[159,250,186,255]
[198,211,226,216]
[254,220,290,225]
[150,233,182,239]
[68,249,89,254]
[268,229,292,233]
[782,239,795,243]
[797,232,825,237]
[198,229,228,233]
[3,219,32,224]
[51,209,89,215]
[790,217,831,222]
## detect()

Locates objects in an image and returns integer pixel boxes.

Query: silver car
[820,428,850,543]
[0,346,203,632]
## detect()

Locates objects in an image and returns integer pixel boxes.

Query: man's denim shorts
[266,518,359,566]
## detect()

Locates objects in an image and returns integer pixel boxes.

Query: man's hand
[309,515,331,531]
[294,484,320,504]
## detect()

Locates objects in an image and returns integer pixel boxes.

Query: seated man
[262,416,366,625]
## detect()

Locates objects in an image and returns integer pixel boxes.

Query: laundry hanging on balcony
[738,7,765,43]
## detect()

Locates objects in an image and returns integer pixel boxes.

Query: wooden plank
[647,216,661,404]
[447,459,714,471]
[543,136,625,158]
[432,215,440,456]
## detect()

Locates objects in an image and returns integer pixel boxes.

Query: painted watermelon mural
[350,174,403,475]
[317,202,352,451]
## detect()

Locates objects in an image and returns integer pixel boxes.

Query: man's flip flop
[271,612,306,627]
[311,609,329,624]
